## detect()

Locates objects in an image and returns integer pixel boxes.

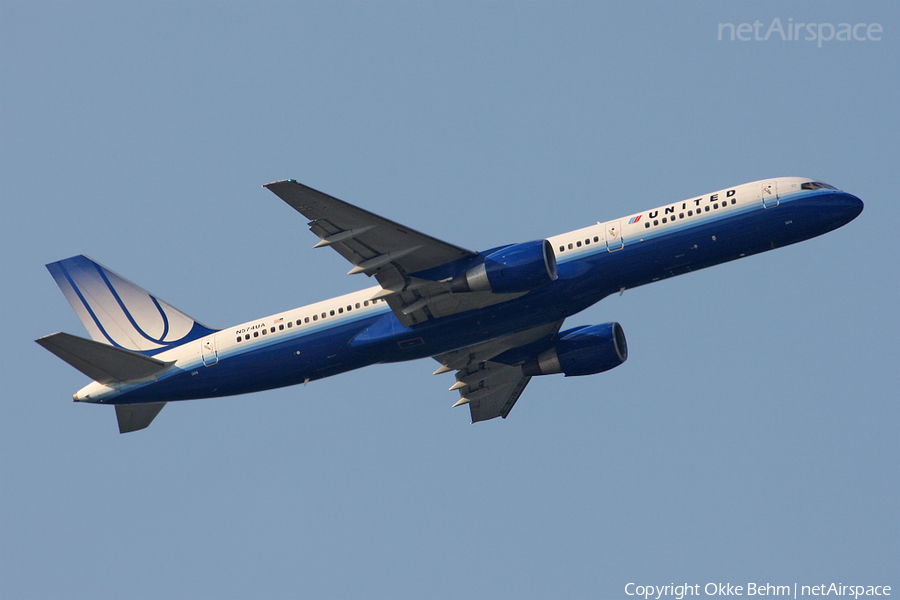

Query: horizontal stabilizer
[116,403,166,433]
[36,332,173,384]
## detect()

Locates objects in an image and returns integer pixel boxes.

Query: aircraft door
[761,180,779,208]
[201,336,218,366]
[606,220,624,251]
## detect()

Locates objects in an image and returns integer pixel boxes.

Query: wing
[264,180,524,326]
[433,320,563,423]
[264,179,474,274]
[449,362,532,423]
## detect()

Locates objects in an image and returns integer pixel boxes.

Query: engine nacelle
[450,239,557,294]
[522,322,628,377]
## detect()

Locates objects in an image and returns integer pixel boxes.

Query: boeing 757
[36,177,863,432]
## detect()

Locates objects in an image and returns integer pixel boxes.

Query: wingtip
[262,179,295,189]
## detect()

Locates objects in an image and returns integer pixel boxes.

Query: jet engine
[450,239,557,294]
[522,322,628,377]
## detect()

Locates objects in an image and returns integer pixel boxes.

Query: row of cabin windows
[235,298,386,343]
[643,198,737,228]
[559,236,600,253]
[555,197,738,251]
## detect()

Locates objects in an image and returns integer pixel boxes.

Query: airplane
[36,177,863,433]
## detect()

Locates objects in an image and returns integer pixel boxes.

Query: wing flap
[451,362,532,423]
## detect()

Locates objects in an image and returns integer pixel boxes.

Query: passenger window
[705,206,710,212]
[245,334,250,340]
[568,243,573,249]
[236,337,241,343]
[312,315,317,321]
[653,219,659,225]
[287,322,292,328]
[254,331,259,338]
[679,213,684,219]
[593,236,599,242]
[662,217,667,223]
[364,300,369,307]
[355,303,360,309]
[645,222,650,228]
[330,310,335,316]
[322,312,327,318]
[262,329,267,335]
[279,324,284,331]
[576,241,582,247]
[731,198,736,205]
[713,203,718,209]
[559,246,564,252]
[688,210,693,216]
[338,308,343,314]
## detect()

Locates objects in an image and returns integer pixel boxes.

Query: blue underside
[111,190,862,405]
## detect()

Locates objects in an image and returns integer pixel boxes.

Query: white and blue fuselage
[42,177,863,431]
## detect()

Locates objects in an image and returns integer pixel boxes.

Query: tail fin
[46,255,216,354]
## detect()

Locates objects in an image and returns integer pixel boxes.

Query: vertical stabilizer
[46,255,216,353]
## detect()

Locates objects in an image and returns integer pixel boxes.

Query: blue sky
[1,2,897,599]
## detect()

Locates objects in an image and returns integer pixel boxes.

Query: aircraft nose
[807,190,864,229]
[799,190,864,233]
[832,191,864,223]
[834,192,863,221]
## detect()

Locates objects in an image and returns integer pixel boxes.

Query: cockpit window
[802,181,837,191]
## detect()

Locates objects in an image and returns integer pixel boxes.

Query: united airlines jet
[37,177,863,432]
